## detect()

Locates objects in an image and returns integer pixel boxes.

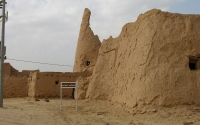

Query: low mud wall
[3,71,90,98]
[28,72,90,98]
[4,76,28,98]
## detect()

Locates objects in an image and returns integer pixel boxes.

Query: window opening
[189,58,198,70]
[86,61,90,66]
[55,80,59,84]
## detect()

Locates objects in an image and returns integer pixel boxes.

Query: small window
[55,80,59,84]
[189,63,196,70]
[86,61,90,66]
[189,58,198,70]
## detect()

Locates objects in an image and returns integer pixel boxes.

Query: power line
[6,57,74,67]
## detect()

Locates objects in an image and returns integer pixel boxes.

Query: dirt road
[0,98,200,125]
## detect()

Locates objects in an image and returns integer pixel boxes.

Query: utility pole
[0,0,6,108]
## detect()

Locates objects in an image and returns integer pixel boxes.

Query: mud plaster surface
[74,9,200,110]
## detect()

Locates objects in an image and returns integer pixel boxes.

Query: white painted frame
[60,82,78,111]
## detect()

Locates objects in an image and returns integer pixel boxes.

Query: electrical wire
[6,57,74,67]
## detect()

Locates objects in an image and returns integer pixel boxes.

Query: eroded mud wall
[73,8,101,73]
[4,63,18,76]
[86,9,200,109]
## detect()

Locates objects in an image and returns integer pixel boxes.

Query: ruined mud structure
[73,9,101,73]
[3,8,200,114]
[3,63,90,98]
[74,8,200,112]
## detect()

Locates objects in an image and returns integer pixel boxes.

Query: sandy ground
[0,98,200,125]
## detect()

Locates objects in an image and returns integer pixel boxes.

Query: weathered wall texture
[19,70,40,77]
[76,76,90,99]
[77,9,200,109]
[4,62,39,77]
[3,63,91,98]
[73,8,101,74]
[4,63,18,76]
[28,72,90,98]
[4,76,28,98]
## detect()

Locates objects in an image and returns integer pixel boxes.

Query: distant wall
[4,63,11,76]
[3,62,91,98]
[4,76,28,98]
[4,63,18,76]
[18,70,40,77]
[28,72,90,98]
[4,62,39,77]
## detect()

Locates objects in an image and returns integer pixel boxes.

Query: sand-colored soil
[0,98,200,125]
